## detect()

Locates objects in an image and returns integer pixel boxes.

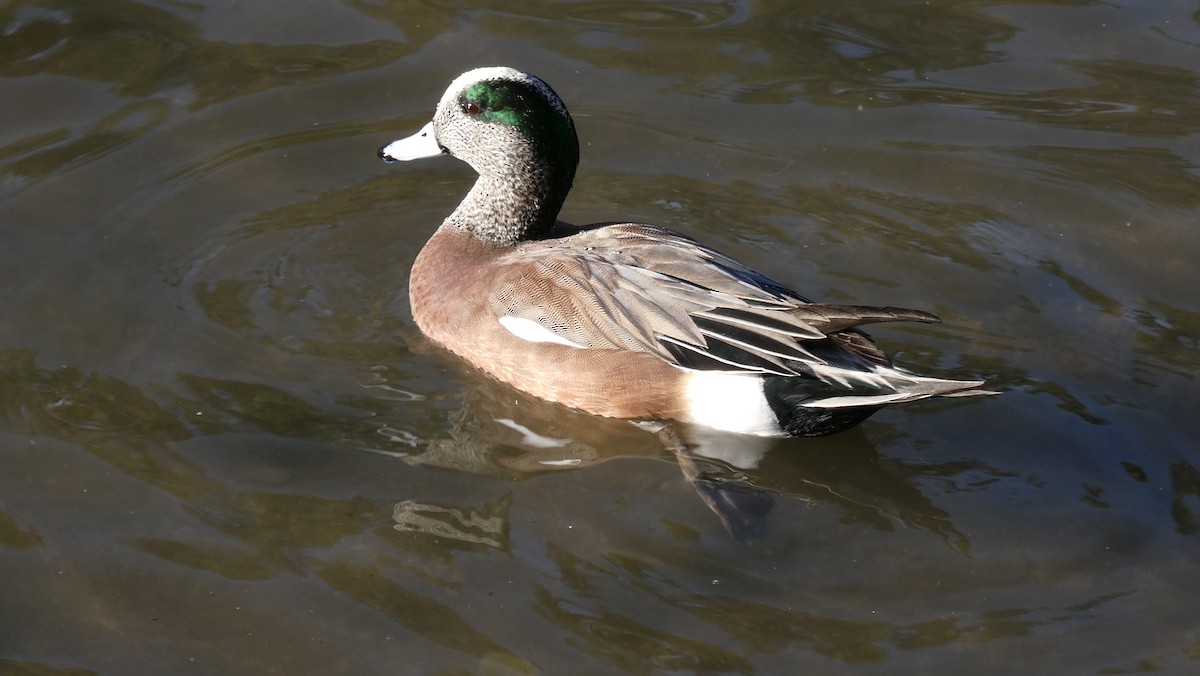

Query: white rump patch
[498,315,585,349]
[682,371,782,437]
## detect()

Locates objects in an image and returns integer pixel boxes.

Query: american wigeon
[379,66,994,437]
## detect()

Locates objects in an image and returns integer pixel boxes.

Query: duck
[378,66,994,437]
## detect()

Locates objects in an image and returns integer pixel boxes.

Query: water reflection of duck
[379,67,994,438]
[384,372,971,547]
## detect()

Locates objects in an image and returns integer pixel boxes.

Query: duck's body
[382,67,994,437]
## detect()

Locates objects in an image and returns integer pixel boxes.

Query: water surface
[2,1,1199,673]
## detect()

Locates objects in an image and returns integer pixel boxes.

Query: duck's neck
[445,140,578,246]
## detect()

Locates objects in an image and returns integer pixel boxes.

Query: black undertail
[762,375,882,437]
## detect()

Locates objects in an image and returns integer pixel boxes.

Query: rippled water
[2,1,1198,673]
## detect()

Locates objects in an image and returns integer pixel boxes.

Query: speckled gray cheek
[440,127,548,243]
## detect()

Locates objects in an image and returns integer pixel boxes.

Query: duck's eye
[461,100,482,116]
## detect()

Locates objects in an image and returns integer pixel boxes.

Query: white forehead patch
[437,66,569,118]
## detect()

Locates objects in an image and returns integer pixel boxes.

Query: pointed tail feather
[801,377,998,409]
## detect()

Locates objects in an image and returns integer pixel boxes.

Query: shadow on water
[0,343,979,545]
[5,344,1149,670]
[1,343,1119,556]
[0,342,967,536]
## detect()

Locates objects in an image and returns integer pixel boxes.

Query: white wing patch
[498,315,585,349]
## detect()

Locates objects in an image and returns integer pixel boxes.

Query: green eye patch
[461,80,573,149]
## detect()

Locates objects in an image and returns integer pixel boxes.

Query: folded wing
[488,224,941,377]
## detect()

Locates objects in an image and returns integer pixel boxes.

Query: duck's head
[379,66,577,168]
[379,67,580,242]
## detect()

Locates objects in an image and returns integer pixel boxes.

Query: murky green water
[3,1,1199,673]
